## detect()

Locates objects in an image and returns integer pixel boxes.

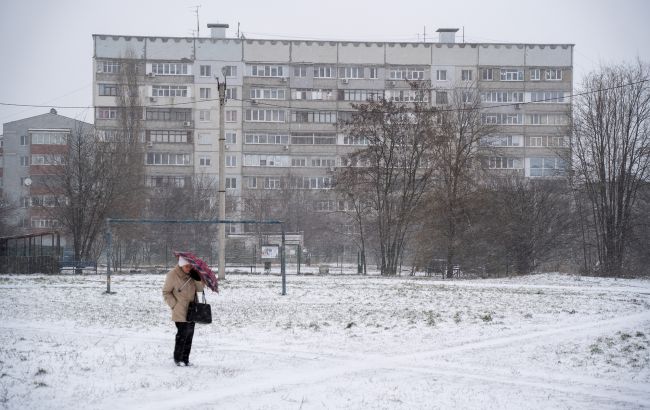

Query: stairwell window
[545,69,563,81]
[436,70,447,81]
[461,70,473,81]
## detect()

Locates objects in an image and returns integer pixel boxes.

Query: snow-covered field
[1,272,649,409]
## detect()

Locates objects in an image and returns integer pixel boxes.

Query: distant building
[0,109,92,240]
[92,27,573,233]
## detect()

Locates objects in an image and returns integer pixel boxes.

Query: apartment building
[92,26,573,231]
[1,109,93,237]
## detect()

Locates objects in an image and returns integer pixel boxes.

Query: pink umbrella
[173,251,219,292]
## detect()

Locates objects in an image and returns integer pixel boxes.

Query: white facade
[92,29,573,228]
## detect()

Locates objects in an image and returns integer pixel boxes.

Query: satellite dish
[24,177,32,186]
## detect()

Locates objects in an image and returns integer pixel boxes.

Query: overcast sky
[1,0,648,125]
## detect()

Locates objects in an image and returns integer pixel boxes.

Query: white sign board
[261,245,279,259]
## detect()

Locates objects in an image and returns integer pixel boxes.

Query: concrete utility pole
[217,73,227,280]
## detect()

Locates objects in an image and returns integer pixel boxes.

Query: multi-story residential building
[92,25,573,234]
[1,109,93,240]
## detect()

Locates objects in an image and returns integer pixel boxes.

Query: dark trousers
[174,321,195,363]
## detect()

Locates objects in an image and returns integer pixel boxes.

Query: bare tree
[572,60,650,276]
[480,176,574,275]
[38,55,145,263]
[337,83,436,275]
[427,85,493,277]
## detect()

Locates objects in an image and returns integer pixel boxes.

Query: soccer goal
[104,218,288,295]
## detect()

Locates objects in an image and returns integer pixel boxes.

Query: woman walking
[162,255,203,366]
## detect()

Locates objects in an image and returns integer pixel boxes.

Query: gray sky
[1,0,648,125]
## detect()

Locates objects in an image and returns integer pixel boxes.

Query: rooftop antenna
[237,22,240,38]
[423,26,426,42]
[193,5,201,37]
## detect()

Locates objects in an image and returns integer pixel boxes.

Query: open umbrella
[173,251,219,292]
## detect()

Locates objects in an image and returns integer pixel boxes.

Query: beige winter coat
[162,265,204,322]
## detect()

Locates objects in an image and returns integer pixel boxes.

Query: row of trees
[9,60,647,277]
[334,61,649,277]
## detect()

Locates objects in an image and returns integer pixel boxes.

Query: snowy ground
[1,272,649,409]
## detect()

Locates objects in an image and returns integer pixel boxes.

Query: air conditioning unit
[283,145,289,151]
[329,166,335,172]
[183,121,193,127]
[147,141,153,148]
[225,144,230,151]
[149,97,157,102]
[281,77,288,82]
[147,72,156,77]
[251,99,258,105]
[342,79,349,84]
[388,80,396,87]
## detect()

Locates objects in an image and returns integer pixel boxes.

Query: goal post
[104,218,286,295]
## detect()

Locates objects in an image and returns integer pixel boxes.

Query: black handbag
[187,291,212,324]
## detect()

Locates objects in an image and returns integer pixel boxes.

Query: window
[545,69,563,81]
[224,177,237,189]
[200,88,211,99]
[245,109,286,122]
[146,152,191,165]
[339,66,364,79]
[343,136,368,145]
[226,87,238,100]
[146,108,191,121]
[341,89,384,102]
[226,155,237,167]
[369,67,378,79]
[31,132,68,145]
[151,63,189,75]
[20,135,28,145]
[223,65,237,77]
[31,154,63,165]
[481,68,493,81]
[199,156,211,166]
[291,176,332,189]
[197,134,211,145]
[146,176,186,188]
[250,64,284,77]
[292,111,337,123]
[530,91,565,103]
[98,83,119,96]
[500,69,524,81]
[244,133,289,144]
[389,89,428,103]
[436,70,447,81]
[264,177,281,189]
[200,65,211,77]
[148,130,189,143]
[99,60,121,74]
[20,156,29,166]
[97,108,117,119]
[529,136,545,147]
[549,136,569,147]
[527,113,568,125]
[481,91,524,103]
[243,154,289,167]
[481,113,523,125]
[435,91,448,105]
[529,157,566,177]
[489,157,522,169]
[152,85,188,97]
[311,157,336,167]
[314,65,335,78]
[199,110,211,122]
[461,69,473,81]
[31,219,60,229]
[292,157,306,167]
[225,110,237,122]
[250,88,286,100]
[226,131,237,144]
[530,68,540,81]
[294,65,308,77]
[247,177,257,188]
